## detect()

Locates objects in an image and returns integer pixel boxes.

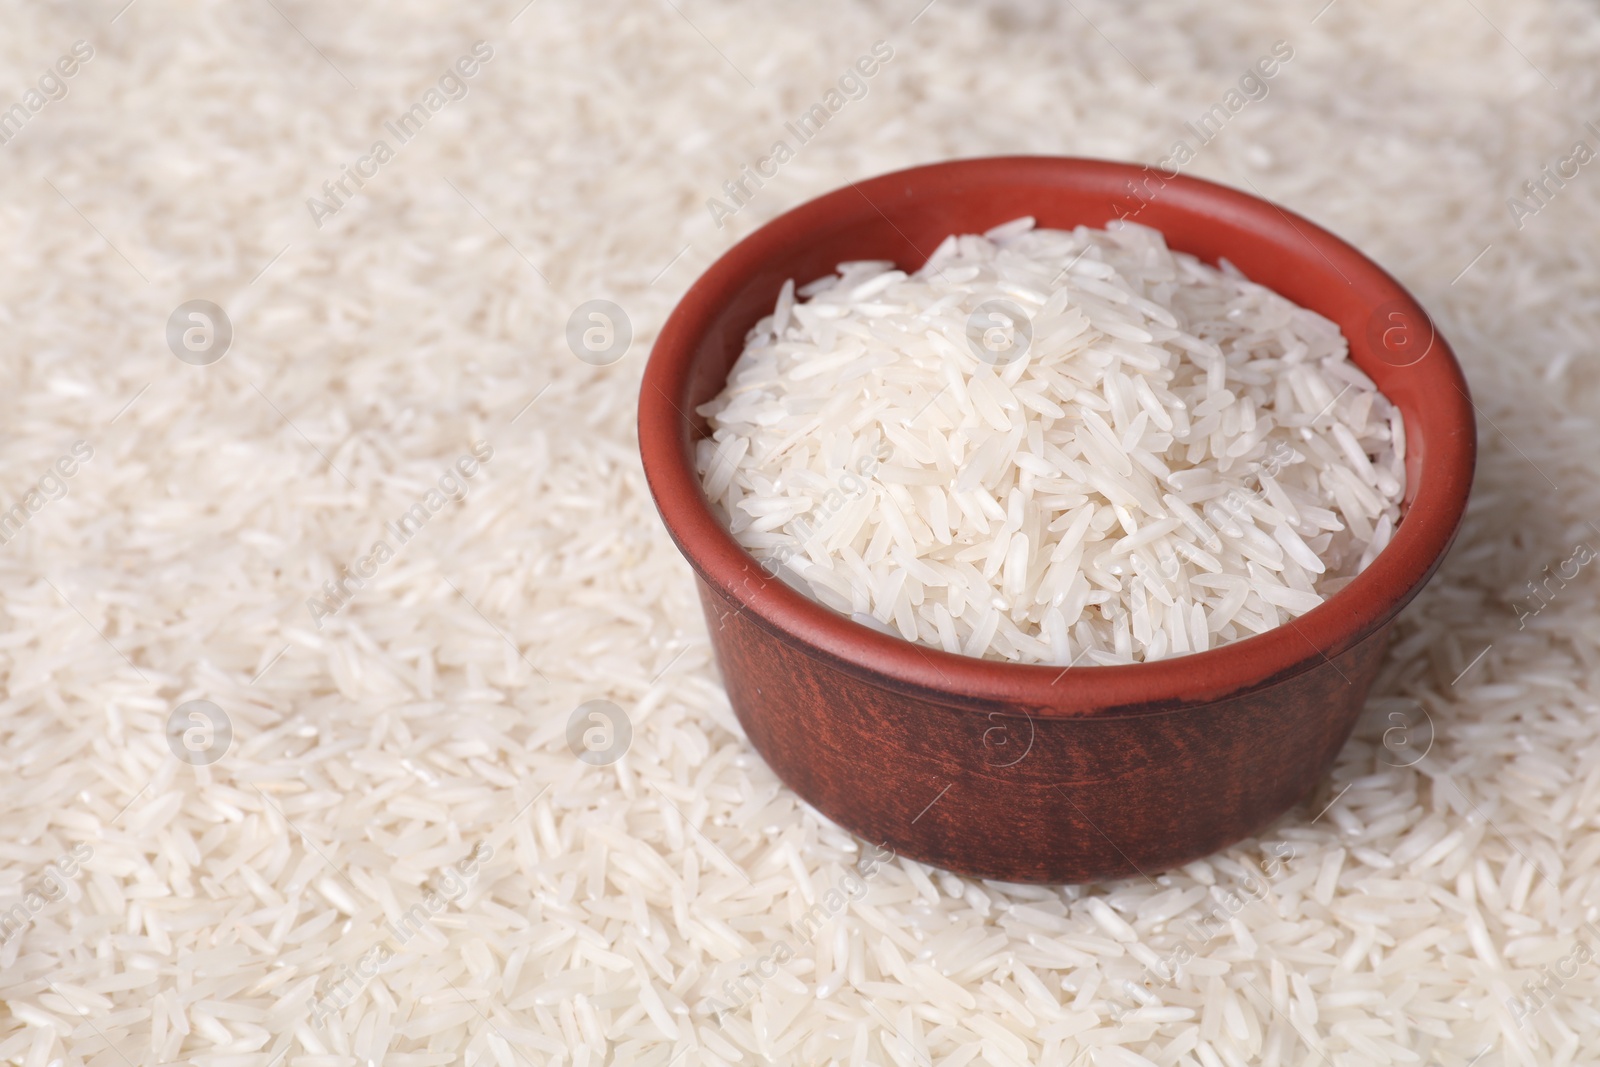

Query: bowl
[638,156,1475,884]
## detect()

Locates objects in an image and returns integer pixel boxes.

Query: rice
[6,1,1596,1063]
[696,219,1406,664]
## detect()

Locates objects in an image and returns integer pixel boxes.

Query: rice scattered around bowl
[696,218,1406,664]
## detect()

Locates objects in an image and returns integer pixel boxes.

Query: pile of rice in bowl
[695,219,1405,665]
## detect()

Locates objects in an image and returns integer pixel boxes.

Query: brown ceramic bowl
[638,157,1475,883]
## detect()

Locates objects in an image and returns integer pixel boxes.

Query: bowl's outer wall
[699,577,1390,884]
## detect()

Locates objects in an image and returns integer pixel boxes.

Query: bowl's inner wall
[684,167,1435,514]
[646,158,1474,711]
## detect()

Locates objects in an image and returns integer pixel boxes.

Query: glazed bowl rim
[638,155,1475,719]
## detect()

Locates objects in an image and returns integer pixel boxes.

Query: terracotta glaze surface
[639,157,1475,882]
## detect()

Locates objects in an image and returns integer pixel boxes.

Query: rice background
[1,1,1598,1064]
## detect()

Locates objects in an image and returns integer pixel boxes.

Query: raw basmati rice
[8,2,1590,1063]
[696,219,1406,664]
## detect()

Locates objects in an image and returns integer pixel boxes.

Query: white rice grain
[698,221,1405,663]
